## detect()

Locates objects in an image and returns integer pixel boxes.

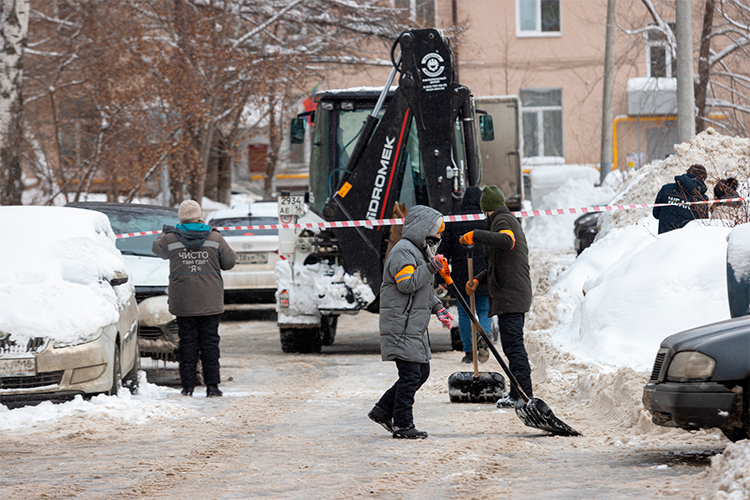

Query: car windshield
[209,217,278,237]
[103,209,179,257]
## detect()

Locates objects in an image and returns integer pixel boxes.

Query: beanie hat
[178,200,202,223]
[480,185,506,212]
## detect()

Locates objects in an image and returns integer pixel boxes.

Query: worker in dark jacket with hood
[153,200,236,398]
[368,205,453,439]
[460,186,533,408]
[438,186,491,363]
[653,164,709,234]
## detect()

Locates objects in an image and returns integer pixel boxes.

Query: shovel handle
[447,280,530,403]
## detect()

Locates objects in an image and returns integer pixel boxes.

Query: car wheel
[450,327,463,351]
[123,342,140,395]
[280,328,322,354]
[721,383,750,442]
[321,316,338,346]
[107,344,122,396]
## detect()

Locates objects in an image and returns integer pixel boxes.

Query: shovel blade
[448,371,505,403]
[515,397,581,437]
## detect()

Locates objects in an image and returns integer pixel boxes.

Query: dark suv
[642,223,750,442]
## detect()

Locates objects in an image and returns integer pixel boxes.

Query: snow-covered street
[0,307,729,499]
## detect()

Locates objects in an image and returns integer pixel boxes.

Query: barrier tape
[114,197,747,239]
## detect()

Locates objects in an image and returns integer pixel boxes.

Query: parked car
[574,212,601,255]
[0,206,140,408]
[66,202,180,362]
[642,223,750,442]
[205,202,280,303]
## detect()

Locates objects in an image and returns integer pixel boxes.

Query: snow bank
[698,441,750,500]
[0,373,189,433]
[600,128,750,236]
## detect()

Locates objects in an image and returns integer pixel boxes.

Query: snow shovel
[439,259,581,437]
[447,246,505,403]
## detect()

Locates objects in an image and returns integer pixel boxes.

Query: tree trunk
[0,0,29,205]
[695,0,715,133]
[264,96,279,200]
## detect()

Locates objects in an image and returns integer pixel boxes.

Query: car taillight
[279,290,289,308]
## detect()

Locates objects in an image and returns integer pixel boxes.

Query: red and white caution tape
[115,197,747,239]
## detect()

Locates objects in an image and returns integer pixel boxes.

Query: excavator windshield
[306,92,468,217]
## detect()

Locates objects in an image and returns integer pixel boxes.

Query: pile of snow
[600,128,750,237]
[525,165,623,249]
[0,206,132,345]
[698,441,750,500]
[0,373,190,433]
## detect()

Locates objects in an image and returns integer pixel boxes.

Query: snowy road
[0,303,727,499]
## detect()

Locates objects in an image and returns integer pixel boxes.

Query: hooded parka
[152,225,236,316]
[379,205,444,363]
[473,206,532,315]
[652,173,709,234]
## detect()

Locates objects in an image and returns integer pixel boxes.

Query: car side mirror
[109,270,129,287]
[479,114,495,142]
[290,118,306,144]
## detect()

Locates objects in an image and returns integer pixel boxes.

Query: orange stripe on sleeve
[394,265,415,282]
[498,229,516,250]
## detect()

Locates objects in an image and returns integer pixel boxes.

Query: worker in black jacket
[653,164,709,234]
[438,186,491,363]
[460,186,533,408]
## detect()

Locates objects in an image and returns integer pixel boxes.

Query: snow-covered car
[205,202,280,303]
[643,223,750,442]
[0,206,140,408]
[66,202,180,361]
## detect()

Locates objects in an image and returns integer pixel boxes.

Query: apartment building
[263,0,728,193]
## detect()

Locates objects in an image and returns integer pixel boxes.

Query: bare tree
[0,0,29,205]
[22,0,411,204]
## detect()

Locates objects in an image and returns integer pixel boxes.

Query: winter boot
[206,385,223,398]
[392,425,428,439]
[181,387,194,397]
[496,392,519,408]
[368,405,393,433]
[460,353,472,364]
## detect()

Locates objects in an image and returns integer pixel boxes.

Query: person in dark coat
[153,199,236,398]
[368,205,453,439]
[438,186,492,363]
[653,164,709,234]
[460,186,533,408]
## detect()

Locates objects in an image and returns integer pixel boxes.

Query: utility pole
[599,0,616,184]
[675,0,696,142]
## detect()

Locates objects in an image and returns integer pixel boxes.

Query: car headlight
[666,351,716,381]
[53,324,112,348]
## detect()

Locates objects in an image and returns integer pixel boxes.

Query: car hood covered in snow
[122,255,169,287]
[0,206,133,345]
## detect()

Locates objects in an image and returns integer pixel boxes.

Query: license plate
[278,195,305,216]
[0,357,36,377]
[237,252,268,265]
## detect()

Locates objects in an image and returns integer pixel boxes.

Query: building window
[517,0,561,36]
[394,0,435,25]
[647,22,676,78]
[520,88,563,158]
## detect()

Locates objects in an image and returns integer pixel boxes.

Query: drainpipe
[600,0,616,184]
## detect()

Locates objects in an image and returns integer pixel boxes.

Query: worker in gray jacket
[368,205,453,439]
[153,199,236,398]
